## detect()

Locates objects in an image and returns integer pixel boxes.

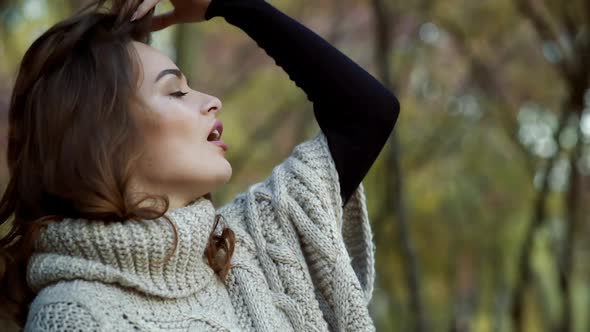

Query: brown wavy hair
[0,0,235,328]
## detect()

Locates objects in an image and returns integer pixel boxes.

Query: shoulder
[220,131,376,298]
[26,301,101,332]
[25,280,117,331]
[277,132,339,190]
[274,132,342,215]
[216,131,344,251]
[230,132,341,213]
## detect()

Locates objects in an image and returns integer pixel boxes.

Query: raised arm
[204,0,400,206]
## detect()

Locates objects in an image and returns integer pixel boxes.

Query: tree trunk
[511,109,570,332]
[371,0,428,331]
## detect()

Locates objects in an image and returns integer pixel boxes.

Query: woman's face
[130,41,232,209]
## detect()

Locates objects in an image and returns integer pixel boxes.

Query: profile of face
[130,41,232,209]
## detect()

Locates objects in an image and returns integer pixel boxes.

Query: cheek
[142,97,202,143]
[139,127,229,187]
[133,95,231,185]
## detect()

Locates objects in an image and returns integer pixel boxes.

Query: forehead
[131,41,178,86]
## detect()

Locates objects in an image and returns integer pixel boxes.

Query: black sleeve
[205,0,400,206]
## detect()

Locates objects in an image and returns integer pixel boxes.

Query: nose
[201,96,222,115]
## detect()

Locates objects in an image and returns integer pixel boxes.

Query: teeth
[210,129,220,140]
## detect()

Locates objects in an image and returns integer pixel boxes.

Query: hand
[131,0,213,31]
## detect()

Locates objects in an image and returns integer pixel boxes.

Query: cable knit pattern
[24,132,376,331]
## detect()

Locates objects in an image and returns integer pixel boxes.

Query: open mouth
[207,119,228,151]
[207,128,221,141]
[207,119,223,141]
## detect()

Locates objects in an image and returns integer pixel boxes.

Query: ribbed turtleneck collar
[26,196,221,298]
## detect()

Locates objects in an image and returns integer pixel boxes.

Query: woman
[0,0,399,330]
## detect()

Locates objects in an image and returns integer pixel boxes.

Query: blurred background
[1,0,590,331]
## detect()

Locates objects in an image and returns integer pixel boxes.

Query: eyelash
[170,91,189,98]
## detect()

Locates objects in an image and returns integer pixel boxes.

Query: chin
[198,158,232,194]
[215,159,233,185]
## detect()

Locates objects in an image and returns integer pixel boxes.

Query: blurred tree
[372,0,429,331]
[509,1,590,331]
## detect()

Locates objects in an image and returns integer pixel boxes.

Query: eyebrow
[154,68,189,85]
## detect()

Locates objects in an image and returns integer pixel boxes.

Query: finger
[151,11,177,32]
[131,0,160,22]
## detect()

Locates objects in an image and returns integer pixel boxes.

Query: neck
[127,176,204,211]
[27,195,221,298]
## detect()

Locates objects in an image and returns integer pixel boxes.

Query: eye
[170,91,189,98]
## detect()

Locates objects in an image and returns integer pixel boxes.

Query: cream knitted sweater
[24,133,376,331]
